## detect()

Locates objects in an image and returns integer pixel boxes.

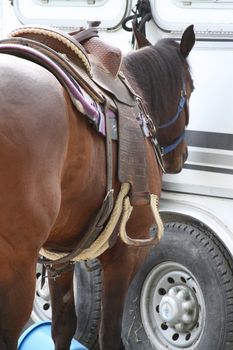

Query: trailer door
[150,0,233,199]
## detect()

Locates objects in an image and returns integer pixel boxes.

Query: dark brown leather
[89,54,136,106]
[116,102,150,206]
[84,38,122,78]
[70,28,122,78]
[69,27,99,43]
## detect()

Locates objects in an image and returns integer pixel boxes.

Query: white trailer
[1,1,233,349]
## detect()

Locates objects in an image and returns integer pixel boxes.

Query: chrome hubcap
[140,262,205,349]
[160,285,198,332]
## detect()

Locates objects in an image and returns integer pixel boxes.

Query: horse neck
[122,52,150,112]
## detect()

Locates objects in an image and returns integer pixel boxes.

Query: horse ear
[180,25,195,58]
[132,23,152,49]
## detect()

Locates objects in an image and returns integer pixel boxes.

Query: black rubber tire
[30,259,102,349]
[74,259,102,350]
[121,222,233,350]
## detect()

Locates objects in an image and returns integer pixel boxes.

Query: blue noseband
[161,130,186,155]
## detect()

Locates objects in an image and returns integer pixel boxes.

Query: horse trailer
[1,0,233,349]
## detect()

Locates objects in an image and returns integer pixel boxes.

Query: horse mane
[123,38,190,126]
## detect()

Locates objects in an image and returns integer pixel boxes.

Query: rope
[39,182,130,261]
[40,186,164,261]
[119,194,164,246]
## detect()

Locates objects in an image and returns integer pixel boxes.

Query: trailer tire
[32,259,102,349]
[74,259,102,349]
[122,222,233,350]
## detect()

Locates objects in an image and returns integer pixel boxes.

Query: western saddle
[0,25,164,269]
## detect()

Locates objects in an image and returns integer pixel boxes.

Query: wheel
[31,259,102,349]
[74,259,102,349]
[122,222,233,350]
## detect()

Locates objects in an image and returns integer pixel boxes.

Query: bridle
[158,78,189,156]
[131,75,190,174]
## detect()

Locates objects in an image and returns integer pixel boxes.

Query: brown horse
[0,24,195,350]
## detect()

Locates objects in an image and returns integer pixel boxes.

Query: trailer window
[150,0,233,37]
[33,0,107,6]
[12,0,131,31]
[174,0,233,9]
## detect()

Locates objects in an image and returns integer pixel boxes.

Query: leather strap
[116,101,150,206]
[69,27,99,44]
[39,101,114,268]
[104,101,114,194]
[41,188,114,267]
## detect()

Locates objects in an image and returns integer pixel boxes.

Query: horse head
[123,25,195,173]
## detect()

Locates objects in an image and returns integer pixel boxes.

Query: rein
[158,78,188,155]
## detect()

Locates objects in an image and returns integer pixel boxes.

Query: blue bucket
[18,321,88,350]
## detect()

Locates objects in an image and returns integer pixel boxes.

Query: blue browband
[158,79,187,155]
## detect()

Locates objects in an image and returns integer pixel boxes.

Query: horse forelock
[122,38,191,127]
